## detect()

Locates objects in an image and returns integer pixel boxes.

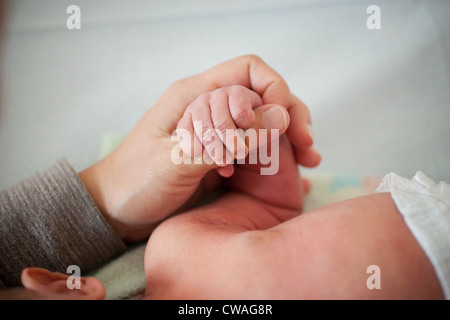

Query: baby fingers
[209,89,248,160]
[188,94,233,166]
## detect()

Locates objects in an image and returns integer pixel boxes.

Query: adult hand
[79,55,321,242]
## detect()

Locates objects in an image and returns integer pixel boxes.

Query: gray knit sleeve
[0,159,127,288]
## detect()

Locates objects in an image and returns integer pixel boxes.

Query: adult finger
[155,55,290,133]
[244,104,290,153]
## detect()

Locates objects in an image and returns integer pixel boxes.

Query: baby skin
[143,87,444,299]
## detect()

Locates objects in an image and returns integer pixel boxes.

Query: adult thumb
[245,104,290,150]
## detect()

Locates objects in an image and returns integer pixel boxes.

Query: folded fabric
[376,171,450,299]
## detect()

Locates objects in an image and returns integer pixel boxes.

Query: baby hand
[79,56,316,243]
[176,85,263,177]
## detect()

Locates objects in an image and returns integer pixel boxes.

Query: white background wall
[0,0,449,190]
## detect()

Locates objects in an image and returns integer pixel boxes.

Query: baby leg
[273,192,444,299]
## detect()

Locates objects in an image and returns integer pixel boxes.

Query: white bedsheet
[0,0,449,190]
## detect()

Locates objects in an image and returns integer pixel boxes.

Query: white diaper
[376,171,450,299]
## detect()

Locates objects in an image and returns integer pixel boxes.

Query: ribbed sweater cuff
[0,159,126,288]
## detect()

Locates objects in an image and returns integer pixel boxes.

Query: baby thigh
[273,192,444,299]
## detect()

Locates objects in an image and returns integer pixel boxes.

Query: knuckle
[231,108,252,124]
[231,94,250,109]
[229,84,248,94]
[241,54,263,64]
[199,92,211,104]
[167,79,185,94]
[209,89,227,104]
[190,93,210,111]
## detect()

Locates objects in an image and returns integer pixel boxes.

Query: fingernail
[262,106,288,131]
